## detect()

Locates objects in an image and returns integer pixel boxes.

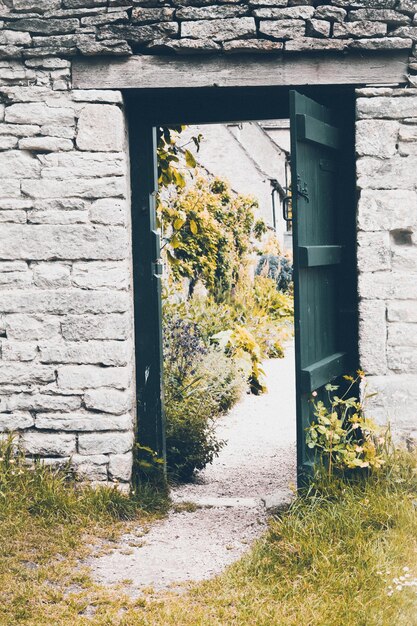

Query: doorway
[125,85,358,486]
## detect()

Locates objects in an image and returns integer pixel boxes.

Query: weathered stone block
[81,11,130,27]
[387,345,417,372]
[0,211,26,224]
[39,340,128,366]
[33,263,71,288]
[359,299,387,375]
[22,176,126,199]
[0,290,129,314]
[5,102,75,125]
[254,6,314,18]
[0,31,31,46]
[72,89,122,104]
[21,431,76,456]
[314,6,347,21]
[0,363,55,384]
[76,104,125,152]
[259,19,305,39]
[71,453,108,481]
[35,411,132,431]
[0,123,40,137]
[7,18,80,35]
[0,267,32,288]
[0,180,21,197]
[2,342,38,362]
[388,322,417,347]
[359,271,417,300]
[388,300,417,322]
[0,150,40,177]
[356,119,399,158]
[27,209,89,224]
[1,393,82,413]
[399,124,417,142]
[0,136,18,150]
[357,189,417,232]
[18,136,73,151]
[89,198,127,225]
[334,20,387,37]
[39,151,126,178]
[57,365,130,391]
[84,388,131,415]
[223,39,284,53]
[357,231,391,272]
[71,261,129,290]
[0,225,128,261]
[350,37,412,50]
[348,9,411,24]
[78,431,134,455]
[306,19,331,38]
[357,96,417,119]
[365,374,417,431]
[0,412,34,431]
[61,313,130,341]
[357,156,417,190]
[5,314,61,340]
[392,246,417,271]
[175,5,243,20]
[37,125,74,143]
[181,17,256,41]
[97,22,178,44]
[285,38,350,51]
[108,452,132,481]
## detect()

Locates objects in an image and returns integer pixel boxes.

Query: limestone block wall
[0,58,135,486]
[0,0,416,59]
[356,87,417,444]
[1,0,417,482]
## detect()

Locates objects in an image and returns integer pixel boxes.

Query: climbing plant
[159,176,264,299]
[156,126,201,189]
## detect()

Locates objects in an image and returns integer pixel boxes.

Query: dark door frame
[126,84,358,481]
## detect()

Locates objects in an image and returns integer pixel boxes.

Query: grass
[0,438,416,626]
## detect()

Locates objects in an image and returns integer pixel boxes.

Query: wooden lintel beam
[72,52,408,90]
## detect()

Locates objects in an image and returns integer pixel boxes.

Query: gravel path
[90,348,297,595]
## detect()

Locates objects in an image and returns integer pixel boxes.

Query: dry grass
[0,437,416,626]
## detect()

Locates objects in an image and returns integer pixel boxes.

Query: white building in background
[182,121,292,250]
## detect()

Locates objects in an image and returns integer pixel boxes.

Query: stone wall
[0,0,416,61]
[0,59,135,486]
[356,87,417,446]
[1,0,417,482]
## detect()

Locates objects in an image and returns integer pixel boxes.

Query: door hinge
[296,176,310,203]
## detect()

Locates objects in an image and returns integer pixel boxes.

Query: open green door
[290,90,358,484]
[130,122,166,462]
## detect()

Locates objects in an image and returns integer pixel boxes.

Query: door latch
[296,176,309,203]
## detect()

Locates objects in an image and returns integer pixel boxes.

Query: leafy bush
[307,372,388,477]
[163,310,246,480]
[256,253,293,293]
[159,177,264,299]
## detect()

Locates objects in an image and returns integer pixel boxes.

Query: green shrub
[256,252,293,293]
[307,372,389,477]
[163,311,246,481]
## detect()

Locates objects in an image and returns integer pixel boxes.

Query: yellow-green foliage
[159,177,261,298]
[307,372,388,476]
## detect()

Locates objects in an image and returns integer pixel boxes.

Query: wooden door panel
[290,90,356,482]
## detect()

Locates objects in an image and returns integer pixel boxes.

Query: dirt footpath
[90,349,297,595]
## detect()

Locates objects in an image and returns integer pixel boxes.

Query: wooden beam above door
[73,52,408,90]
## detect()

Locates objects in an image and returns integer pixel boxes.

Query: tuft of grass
[0,436,169,625]
[1,435,416,626]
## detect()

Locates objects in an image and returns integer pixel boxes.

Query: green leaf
[185,149,197,168]
[189,219,198,235]
[174,218,185,231]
